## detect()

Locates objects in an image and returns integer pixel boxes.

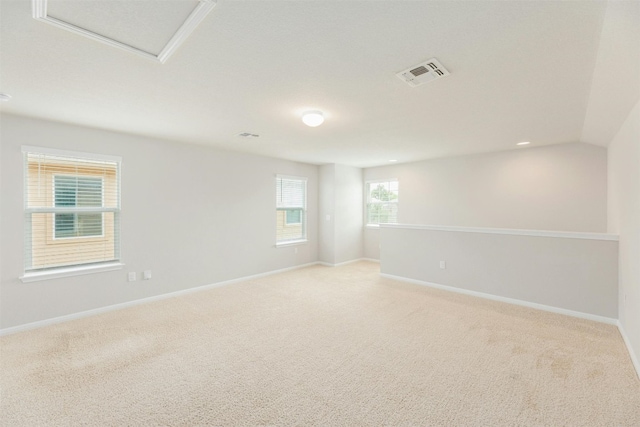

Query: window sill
[20,262,125,283]
[275,239,308,248]
[365,224,380,228]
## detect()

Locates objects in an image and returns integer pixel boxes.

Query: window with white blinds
[23,146,121,272]
[276,175,307,244]
[366,179,399,225]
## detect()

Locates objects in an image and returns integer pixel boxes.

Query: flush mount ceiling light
[302,111,324,127]
[389,159,398,162]
[0,93,11,102]
[32,0,216,64]
[517,141,531,146]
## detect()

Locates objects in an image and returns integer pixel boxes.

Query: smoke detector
[396,58,450,87]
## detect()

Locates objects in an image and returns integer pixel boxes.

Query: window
[285,209,302,225]
[365,179,399,225]
[23,146,121,274]
[276,175,307,244]
[54,176,104,239]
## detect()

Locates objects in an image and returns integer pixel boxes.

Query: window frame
[275,174,308,246]
[21,146,124,282]
[365,178,399,227]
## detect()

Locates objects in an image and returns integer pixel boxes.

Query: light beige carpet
[1,261,639,426]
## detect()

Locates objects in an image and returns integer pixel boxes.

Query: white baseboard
[380,273,618,326]
[0,261,320,337]
[617,322,640,380]
[318,258,380,268]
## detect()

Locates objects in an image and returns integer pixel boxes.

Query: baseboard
[617,322,640,380]
[0,261,321,337]
[318,257,380,267]
[380,273,618,326]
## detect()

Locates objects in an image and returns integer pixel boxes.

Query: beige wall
[0,114,318,329]
[318,164,336,264]
[364,143,608,259]
[608,100,640,369]
[380,226,618,319]
[318,164,363,265]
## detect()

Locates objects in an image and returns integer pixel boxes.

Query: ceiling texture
[1,0,638,167]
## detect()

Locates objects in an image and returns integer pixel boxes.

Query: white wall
[380,225,618,319]
[364,143,608,259]
[318,164,363,265]
[318,164,335,264]
[608,100,640,369]
[333,165,363,264]
[581,0,640,147]
[0,114,319,329]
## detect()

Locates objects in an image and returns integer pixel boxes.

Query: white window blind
[276,175,307,244]
[23,146,121,272]
[366,179,399,225]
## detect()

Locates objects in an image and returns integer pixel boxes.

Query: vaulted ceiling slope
[0,0,638,167]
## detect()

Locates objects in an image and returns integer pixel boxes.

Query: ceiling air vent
[396,58,450,87]
[237,132,260,138]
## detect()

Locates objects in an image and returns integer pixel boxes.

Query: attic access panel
[32,0,216,63]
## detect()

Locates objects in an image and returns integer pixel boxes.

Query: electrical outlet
[143,270,152,280]
[440,261,446,269]
[128,272,136,282]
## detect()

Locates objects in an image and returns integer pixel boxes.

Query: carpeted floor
[1,261,639,426]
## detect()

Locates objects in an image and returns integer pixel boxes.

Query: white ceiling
[45,0,200,55]
[0,0,638,167]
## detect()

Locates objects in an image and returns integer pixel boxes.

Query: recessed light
[302,111,324,127]
[0,93,11,102]
[517,141,530,146]
[389,159,398,162]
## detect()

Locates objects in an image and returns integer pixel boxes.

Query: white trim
[334,258,369,267]
[318,257,381,267]
[27,207,119,214]
[22,145,122,163]
[156,0,217,63]
[275,174,308,181]
[379,273,618,325]
[380,224,619,241]
[2,261,320,336]
[31,0,216,64]
[617,322,640,380]
[20,262,125,283]
[275,239,308,248]
[365,178,399,185]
